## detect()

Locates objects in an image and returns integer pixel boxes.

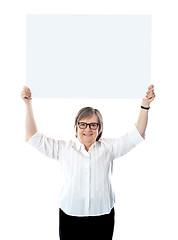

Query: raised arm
[21,86,38,141]
[135,85,155,138]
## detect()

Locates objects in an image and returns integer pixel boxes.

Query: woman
[21,85,155,240]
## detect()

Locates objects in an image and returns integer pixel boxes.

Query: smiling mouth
[83,134,93,137]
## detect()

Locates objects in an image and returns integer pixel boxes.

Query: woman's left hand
[142,84,155,107]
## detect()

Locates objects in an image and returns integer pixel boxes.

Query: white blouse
[27,125,144,216]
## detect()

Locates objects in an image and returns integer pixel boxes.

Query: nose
[86,124,92,130]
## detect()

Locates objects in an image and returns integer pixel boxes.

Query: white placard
[26,14,151,98]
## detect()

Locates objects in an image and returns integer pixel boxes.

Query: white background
[0,1,178,240]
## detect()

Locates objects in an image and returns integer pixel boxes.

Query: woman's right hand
[21,86,32,104]
[21,86,37,140]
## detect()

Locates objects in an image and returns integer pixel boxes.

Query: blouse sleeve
[26,131,66,160]
[108,125,144,159]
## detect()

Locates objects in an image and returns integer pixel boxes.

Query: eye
[78,122,87,129]
[90,123,98,129]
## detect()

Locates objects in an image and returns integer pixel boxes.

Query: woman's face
[77,114,99,151]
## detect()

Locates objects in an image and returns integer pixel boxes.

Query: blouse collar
[72,137,97,152]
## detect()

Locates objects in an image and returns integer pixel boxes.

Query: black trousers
[59,208,115,240]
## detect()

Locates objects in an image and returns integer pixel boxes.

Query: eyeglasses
[78,122,100,130]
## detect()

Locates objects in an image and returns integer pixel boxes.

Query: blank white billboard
[26,14,151,98]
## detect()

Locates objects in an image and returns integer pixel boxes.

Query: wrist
[141,99,150,108]
[141,105,150,110]
[25,101,32,108]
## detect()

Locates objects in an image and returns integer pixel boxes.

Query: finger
[147,97,154,103]
[147,94,155,102]
[21,92,31,99]
[146,91,155,98]
[146,92,155,98]
[147,87,154,93]
[146,88,154,95]
[23,90,31,96]
[148,84,154,90]
[23,86,30,91]
[146,91,153,96]
[22,91,28,95]
[22,89,31,95]
[145,93,154,98]
[148,97,155,103]
[23,87,31,92]
[23,87,31,95]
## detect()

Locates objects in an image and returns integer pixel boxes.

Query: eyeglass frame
[78,122,100,130]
